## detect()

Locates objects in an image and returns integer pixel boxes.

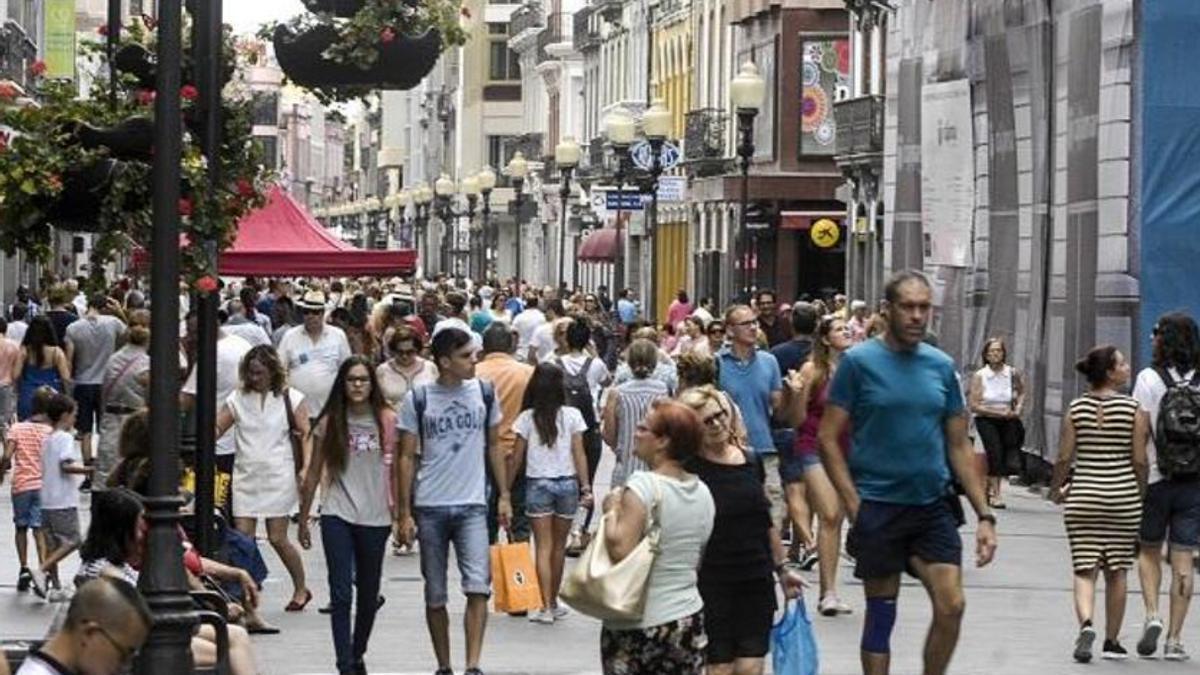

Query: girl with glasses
[298,356,397,675]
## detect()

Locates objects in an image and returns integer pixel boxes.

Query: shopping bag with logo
[771,597,819,675]
[490,540,543,613]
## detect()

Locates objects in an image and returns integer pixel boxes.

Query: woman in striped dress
[602,339,670,487]
[1050,345,1148,663]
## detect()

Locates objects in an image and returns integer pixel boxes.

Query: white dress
[227,386,304,518]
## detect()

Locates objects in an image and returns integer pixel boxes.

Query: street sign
[657,176,686,202]
[631,140,682,172]
[811,218,841,248]
[605,190,645,211]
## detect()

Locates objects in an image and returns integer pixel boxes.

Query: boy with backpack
[1134,312,1200,660]
[554,318,610,553]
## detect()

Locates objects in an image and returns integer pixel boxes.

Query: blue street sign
[631,140,682,172]
[604,190,646,211]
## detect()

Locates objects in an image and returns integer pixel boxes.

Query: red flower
[180,84,199,101]
[97,24,108,36]
[136,89,156,106]
[0,83,17,100]
[178,197,193,216]
[47,174,62,191]
[380,27,396,44]
[460,6,471,18]
[195,275,219,293]
[236,178,256,198]
[0,135,8,152]
[28,61,46,77]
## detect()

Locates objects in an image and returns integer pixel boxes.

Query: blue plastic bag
[772,597,819,675]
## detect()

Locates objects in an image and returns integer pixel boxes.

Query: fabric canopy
[578,227,619,262]
[218,186,416,277]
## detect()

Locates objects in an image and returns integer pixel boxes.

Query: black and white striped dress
[1063,393,1143,572]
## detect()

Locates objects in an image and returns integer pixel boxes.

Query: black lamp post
[413,182,433,276]
[478,167,497,280]
[604,106,636,297]
[642,99,672,323]
[434,174,477,278]
[555,137,581,293]
[139,0,198,669]
[730,61,765,298]
[507,151,529,283]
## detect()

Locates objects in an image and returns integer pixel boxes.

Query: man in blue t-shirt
[817,270,997,675]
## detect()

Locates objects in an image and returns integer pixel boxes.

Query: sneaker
[1164,639,1190,661]
[1138,617,1164,657]
[433,669,453,675]
[463,669,484,675]
[1102,639,1129,660]
[1074,625,1096,663]
[818,596,852,617]
[551,605,569,620]
[528,608,554,624]
[46,588,71,603]
[27,568,47,599]
[17,568,31,593]
[797,548,819,571]
[564,530,583,558]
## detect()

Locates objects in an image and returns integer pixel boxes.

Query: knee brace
[861,597,898,654]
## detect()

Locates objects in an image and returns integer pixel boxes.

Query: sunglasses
[701,408,729,429]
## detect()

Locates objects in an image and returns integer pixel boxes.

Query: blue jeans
[320,515,390,673]
[415,504,491,607]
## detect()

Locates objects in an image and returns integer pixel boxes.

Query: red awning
[217,186,416,277]
[578,227,619,262]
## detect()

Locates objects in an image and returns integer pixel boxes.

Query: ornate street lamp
[414,181,434,275]
[477,166,497,279]
[507,151,529,283]
[642,98,672,322]
[397,188,413,248]
[730,60,766,296]
[604,106,636,294]
[555,136,581,293]
[434,173,456,273]
[462,173,481,277]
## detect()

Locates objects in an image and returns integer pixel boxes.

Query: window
[488,23,521,81]
[253,135,278,171]
[487,135,519,186]
[251,92,279,127]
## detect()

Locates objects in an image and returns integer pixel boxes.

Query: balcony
[833,94,884,162]
[509,2,545,39]
[0,21,36,85]
[684,108,729,177]
[573,7,600,51]
[537,12,573,63]
[593,0,623,21]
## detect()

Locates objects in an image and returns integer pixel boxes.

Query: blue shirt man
[717,346,783,456]
[616,293,637,325]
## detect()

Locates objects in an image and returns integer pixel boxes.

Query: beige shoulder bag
[558,475,663,622]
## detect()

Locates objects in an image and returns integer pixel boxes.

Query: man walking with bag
[395,325,510,675]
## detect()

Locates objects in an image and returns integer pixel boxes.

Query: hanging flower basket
[39,160,149,233]
[68,116,155,162]
[273,23,441,90]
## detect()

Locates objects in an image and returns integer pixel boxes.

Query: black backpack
[1154,366,1200,480]
[558,356,598,431]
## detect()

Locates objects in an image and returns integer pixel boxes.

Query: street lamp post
[642,98,672,324]
[461,174,481,278]
[730,61,765,298]
[555,137,581,293]
[434,174,455,274]
[507,151,529,283]
[604,107,636,296]
[478,167,497,280]
[414,182,433,277]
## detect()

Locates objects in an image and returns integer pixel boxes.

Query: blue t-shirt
[617,298,637,325]
[717,348,782,455]
[505,297,524,316]
[827,338,965,505]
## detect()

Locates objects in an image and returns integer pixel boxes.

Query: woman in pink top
[787,315,854,616]
[665,289,693,329]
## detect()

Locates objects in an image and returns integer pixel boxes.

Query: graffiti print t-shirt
[398,380,502,508]
[321,413,393,527]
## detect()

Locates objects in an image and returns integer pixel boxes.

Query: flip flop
[284,589,313,612]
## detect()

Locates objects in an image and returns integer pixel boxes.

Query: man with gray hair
[18,576,152,675]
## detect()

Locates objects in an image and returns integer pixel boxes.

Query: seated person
[17,576,150,675]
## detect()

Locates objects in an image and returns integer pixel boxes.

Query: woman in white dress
[215,344,313,612]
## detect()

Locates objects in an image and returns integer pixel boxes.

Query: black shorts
[73,384,102,435]
[699,578,776,663]
[847,498,962,580]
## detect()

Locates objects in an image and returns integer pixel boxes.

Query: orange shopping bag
[490,540,543,613]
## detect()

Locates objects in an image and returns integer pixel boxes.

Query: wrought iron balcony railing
[832,94,885,159]
[683,108,729,177]
[573,7,600,51]
[593,0,623,22]
[537,12,572,63]
[510,2,545,37]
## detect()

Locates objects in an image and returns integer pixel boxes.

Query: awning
[578,227,620,263]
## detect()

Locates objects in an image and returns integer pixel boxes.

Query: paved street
[3,470,1200,674]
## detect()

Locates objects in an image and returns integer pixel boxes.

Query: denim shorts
[12,490,40,529]
[414,504,491,607]
[779,449,822,484]
[1139,479,1200,551]
[525,476,580,519]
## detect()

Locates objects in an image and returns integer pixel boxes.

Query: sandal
[246,622,281,635]
[284,589,313,612]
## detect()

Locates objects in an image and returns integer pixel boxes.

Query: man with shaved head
[18,576,152,675]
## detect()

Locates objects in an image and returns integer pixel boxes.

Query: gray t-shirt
[397,380,502,508]
[65,314,125,385]
[321,412,393,527]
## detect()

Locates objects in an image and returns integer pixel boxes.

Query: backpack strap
[1155,366,1182,389]
[478,379,495,458]
[413,384,428,448]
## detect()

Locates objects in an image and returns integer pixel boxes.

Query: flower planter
[114,44,155,90]
[302,0,419,17]
[273,24,441,90]
[40,160,120,232]
[70,116,155,161]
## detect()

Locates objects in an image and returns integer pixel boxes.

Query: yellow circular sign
[810,218,840,248]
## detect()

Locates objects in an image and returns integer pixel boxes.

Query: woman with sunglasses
[376,325,438,411]
[679,385,804,674]
[705,320,726,355]
[788,314,854,616]
[599,399,715,675]
[298,356,396,675]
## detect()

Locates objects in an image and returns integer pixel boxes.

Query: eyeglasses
[346,375,371,385]
[701,408,729,429]
[90,623,139,665]
[731,319,758,328]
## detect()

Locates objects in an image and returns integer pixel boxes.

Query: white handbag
[559,476,663,621]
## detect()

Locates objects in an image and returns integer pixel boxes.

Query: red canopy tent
[217,186,416,277]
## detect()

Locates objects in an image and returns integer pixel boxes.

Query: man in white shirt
[277,290,352,422]
[528,299,564,364]
[6,302,28,344]
[181,316,252,482]
[511,293,546,363]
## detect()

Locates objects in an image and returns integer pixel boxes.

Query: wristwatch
[978,513,997,526]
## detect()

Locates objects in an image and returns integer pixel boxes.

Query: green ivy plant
[0,14,272,290]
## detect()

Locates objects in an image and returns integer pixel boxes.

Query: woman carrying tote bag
[591,399,716,675]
